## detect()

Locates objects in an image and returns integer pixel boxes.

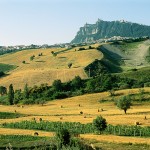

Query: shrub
[89,46,94,49]
[78,47,86,51]
[0,86,7,95]
[30,55,35,61]
[0,71,5,77]
[109,90,115,96]
[22,98,35,105]
[0,95,9,105]
[119,83,129,89]
[56,128,71,147]
[131,68,137,71]
[52,92,68,99]
[144,82,150,87]
[51,51,57,57]
[38,53,43,56]
[68,63,72,68]
[93,116,107,134]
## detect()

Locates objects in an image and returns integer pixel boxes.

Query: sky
[0,0,150,46]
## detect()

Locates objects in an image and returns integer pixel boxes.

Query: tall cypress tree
[8,84,14,105]
[24,84,29,99]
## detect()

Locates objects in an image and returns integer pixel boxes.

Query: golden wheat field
[0,88,150,145]
[0,128,54,137]
[80,134,150,145]
[0,45,102,89]
[0,46,150,146]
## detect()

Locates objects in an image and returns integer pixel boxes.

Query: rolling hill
[99,40,150,72]
[0,41,150,149]
[0,39,150,89]
[0,45,102,89]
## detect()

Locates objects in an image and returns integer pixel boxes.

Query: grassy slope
[0,134,52,149]
[0,45,102,89]
[0,41,149,89]
[0,112,25,119]
[100,40,150,72]
[0,63,17,73]
[116,67,150,81]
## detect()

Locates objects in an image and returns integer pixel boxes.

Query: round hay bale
[33,132,39,136]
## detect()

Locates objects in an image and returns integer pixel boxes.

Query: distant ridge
[71,19,150,43]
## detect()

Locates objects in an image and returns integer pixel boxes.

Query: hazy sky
[0,0,150,46]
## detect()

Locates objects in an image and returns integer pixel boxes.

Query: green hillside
[0,63,17,73]
[99,40,150,72]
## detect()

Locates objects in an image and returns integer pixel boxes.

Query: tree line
[0,71,150,105]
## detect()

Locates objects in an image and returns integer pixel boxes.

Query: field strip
[1,128,149,145]
[80,134,150,145]
[0,128,54,137]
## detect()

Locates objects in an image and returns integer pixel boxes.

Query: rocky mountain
[71,19,150,43]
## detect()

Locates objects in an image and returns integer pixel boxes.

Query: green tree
[8,84,14,105]
[39,98,46,106]
[56,128,71,148]
[30,55,35,61]
[14,89,22,104]
[52,80,62,92]
[51,51,57,57]
[24,84,29,99]
[0,86,7,95]
[89,46,94,49]
[93,116,107,134]
[138,88,145,101]
[0,71,5,77]
[85,79,96,93]
[71,76,82,90]
[68,63,72,68]
[38,53,43,56]
[22,61,26,64]
[109,90,115,97]
[117,95,132,114]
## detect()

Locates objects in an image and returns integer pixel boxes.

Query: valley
[0,33,150,150]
